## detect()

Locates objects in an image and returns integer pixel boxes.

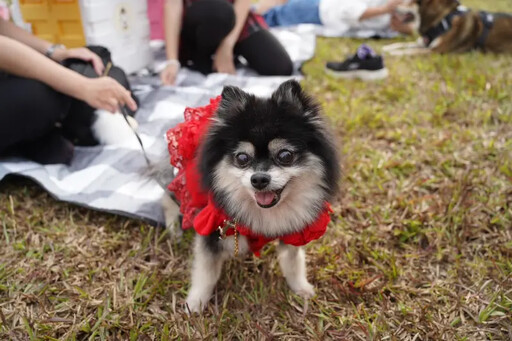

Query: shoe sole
[325,67,389,81]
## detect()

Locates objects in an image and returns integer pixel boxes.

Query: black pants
[0,74,75,164]
[0,46,135,165]
[181,0,293,75]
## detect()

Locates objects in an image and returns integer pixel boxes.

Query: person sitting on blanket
[160,0,294,85]
[0,18,137,165]
[255,0,414,36]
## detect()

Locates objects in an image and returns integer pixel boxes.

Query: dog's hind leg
[186,235,225,313]
[277,243,315,298]
[161,194,182,239]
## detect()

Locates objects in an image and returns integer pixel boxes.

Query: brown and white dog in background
[383,0,512,56]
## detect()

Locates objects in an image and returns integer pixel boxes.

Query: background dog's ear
[219,86,251,115]
[272,80,318,116]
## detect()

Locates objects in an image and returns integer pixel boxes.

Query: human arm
[359,0,404,21]
[161,0,183,85]
[254,0,287,15]
[213,0,252,74]
[0,36,137,113]
[0,18,104,75]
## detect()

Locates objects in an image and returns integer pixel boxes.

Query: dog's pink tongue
[255,192,275,206]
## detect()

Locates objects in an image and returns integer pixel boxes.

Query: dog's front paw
[185,293,209,314]
[288,280,315,298]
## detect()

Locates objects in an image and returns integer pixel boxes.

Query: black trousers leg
[235,29,293,76]
[0,75,74,164]
[181,0,236,74]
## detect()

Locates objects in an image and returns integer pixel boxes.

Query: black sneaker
[325,44,388,81]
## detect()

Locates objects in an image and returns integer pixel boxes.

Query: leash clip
[217,219,237,240]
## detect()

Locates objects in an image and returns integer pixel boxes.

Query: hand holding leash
[81,77,137,113]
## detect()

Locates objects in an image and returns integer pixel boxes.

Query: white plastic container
[79,0,153,74]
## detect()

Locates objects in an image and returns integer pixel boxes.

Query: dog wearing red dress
[163,80,340,312]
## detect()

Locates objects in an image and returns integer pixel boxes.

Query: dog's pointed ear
[272,80,318,115]
[219,85,251,114]
[271,80,303,105]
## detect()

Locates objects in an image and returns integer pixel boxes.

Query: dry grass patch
[1,1,512,339]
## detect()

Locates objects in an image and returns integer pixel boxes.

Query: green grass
[1,1,512,339]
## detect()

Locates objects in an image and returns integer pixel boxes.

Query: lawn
[1,0,511,339]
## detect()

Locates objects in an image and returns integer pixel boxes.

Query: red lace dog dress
[166,96,332,256]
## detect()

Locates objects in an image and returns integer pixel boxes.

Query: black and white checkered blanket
[0,26,318,225]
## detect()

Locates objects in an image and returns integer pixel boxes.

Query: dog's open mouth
[254,187,285,208]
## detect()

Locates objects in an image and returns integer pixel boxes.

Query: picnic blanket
[0,26,317,225]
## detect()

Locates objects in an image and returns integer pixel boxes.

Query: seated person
[0,18,137,165]
[256,0,413,36]
[160,0,293,85]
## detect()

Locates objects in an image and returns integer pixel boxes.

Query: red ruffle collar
[194,197,332,256]
[166,96,332,256]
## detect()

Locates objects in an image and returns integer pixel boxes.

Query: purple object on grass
[356,44,377,59]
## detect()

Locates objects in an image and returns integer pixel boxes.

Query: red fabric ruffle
[166,96,221,230]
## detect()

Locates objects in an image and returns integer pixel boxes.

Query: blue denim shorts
[263,0,322,27]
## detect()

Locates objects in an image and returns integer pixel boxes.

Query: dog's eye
[276,150,294,166]
[235,153,251,167]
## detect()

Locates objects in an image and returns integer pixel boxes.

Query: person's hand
[391,13,414,35]
[160,63,180,85]
[52,47,105,75]
[81,77,137,113]
[385,0,404,13]
[213,42,236,75]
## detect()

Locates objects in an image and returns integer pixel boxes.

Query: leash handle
[103,61,113,77]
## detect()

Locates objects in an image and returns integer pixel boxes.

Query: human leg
[235,29,293,76]
[181,0,236,74]
[0,74,74,164]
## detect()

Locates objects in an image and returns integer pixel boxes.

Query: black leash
[103,61,151,166]
[119,104,151,167]
[120,103,181,206]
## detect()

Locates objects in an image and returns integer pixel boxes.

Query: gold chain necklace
[217,219,239,257]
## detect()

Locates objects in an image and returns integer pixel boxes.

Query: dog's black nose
[251,173,271,190]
